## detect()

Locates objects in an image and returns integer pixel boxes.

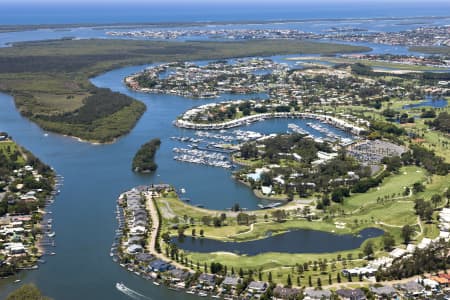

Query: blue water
[0,3,448,299]
[402,98,448,110]
[173,228,384,255]
[2,2,450,25]
[0,59,352,299]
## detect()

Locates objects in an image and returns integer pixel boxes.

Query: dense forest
[33,87,146,143]
[39,88,135,124]
[132,138,161,173]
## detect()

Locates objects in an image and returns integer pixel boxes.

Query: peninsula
[0,39,369,143]
[0,133,57,277]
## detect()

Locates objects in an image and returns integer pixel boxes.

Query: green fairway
[344,166,426,211]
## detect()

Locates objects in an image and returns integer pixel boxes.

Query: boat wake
[116,282,152,300]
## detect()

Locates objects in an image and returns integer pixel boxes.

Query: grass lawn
[0,140,26,164]
[186,248,368,287]
[344,166,426,211]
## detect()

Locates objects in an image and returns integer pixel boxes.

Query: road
[145,192,192,271]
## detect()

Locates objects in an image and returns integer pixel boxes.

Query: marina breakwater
[174,111,368,136]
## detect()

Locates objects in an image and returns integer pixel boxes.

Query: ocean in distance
[2,1,450,25]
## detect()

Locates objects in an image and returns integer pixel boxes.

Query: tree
[213,217,222,227]
[237,213,250,225]
[210,262,224,274]
[414,198,434,221]
[382,232,395,251]
[271,210,286,222]
[7,284,51,300]
[177,226,185,238]
[286,274,292,287]
[412,182,425,194]
[317,277,322,288]
[401,224,413,244]
[363,241,374,259]
[403,186,411,196]
[424,205,434,223]
[337,273,341,283]
[431,194,442,207]
[201,216,212,226]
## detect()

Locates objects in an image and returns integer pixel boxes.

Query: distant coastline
[1,15,449,33]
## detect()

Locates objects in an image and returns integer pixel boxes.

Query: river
[0,58,353,298]
[0,24,442,298]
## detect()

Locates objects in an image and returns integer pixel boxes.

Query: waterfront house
[126,244,143,254]
[395,281,424,298]
[247,281,268,294]
[168,268,191,282]
[198,273,216,287]
[221,276,240,289]
[135,253,153,263]
[129,225,146,236]
[420,278,440,291]
[5,242,26,255]
[342,267,376,277]
[273,286,301,299]
[127,236,142,245]
[336,288,366,300]
[149,259,173,272]
[304,288,332,300]
[369,285,397,299]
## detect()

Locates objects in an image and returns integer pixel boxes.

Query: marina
[173,148,233,169]
[0,7,448,298]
